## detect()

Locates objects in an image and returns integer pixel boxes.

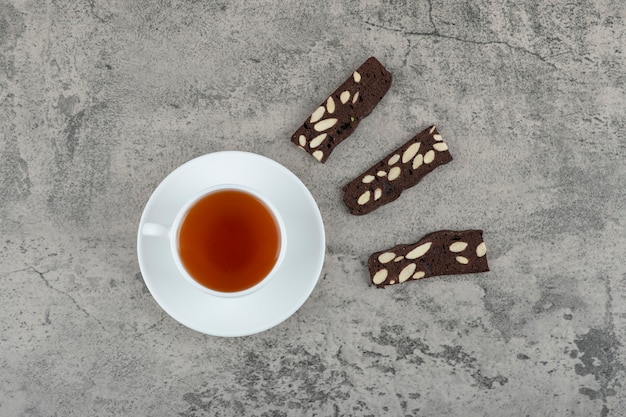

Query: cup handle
[142,223,171,238]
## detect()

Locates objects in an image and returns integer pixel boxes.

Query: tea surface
[178,189,280,292]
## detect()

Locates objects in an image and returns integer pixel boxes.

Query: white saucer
[137,151,326,337]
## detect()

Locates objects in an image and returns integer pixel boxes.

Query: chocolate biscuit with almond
[291,57,392,163]
[342,125,452,215]
[368,230,489,288]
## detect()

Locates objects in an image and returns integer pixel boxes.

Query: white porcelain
[137,151,326,337]
[141,183,288,298]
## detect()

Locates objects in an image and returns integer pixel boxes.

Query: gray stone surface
[1,0,625,415]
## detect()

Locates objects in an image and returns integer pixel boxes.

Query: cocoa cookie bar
[368,230,489,288]
[342,125,452,215]
[291,57,392,163]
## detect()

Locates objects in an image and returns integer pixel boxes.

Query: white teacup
[141,184,287,298]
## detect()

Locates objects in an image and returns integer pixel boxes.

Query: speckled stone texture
[1,1,625,416]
